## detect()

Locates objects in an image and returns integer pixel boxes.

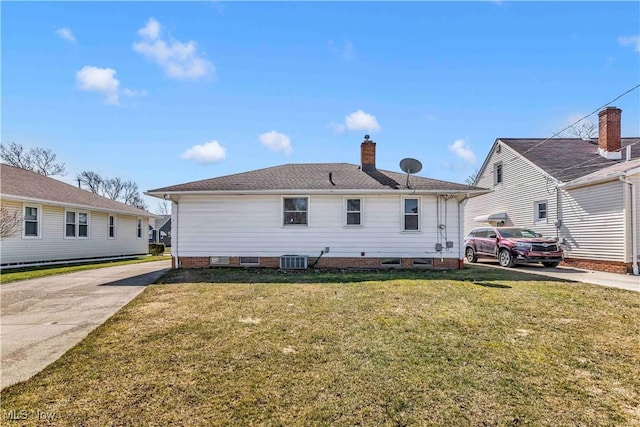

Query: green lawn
[0,255,168,284]
[2,266,639,426]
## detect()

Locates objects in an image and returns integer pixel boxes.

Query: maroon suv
[464,227,563,268]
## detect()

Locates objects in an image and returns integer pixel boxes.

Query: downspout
[620,175,639,275]
[165,194,180,269]
[458,194,470,269]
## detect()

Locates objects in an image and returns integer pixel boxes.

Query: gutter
[147,189,491,197]
[619,175,639,276]
[163,194,180,269]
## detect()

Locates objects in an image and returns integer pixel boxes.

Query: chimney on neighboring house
[597,107,622,160]
[361,135,376,171]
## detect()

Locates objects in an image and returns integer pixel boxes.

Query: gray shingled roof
[1,164,153,217]
[500,137,640,182]
[148,163,485,193]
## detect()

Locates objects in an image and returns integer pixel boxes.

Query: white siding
[465,143,560,240]
[560,181,626,261]
[1,200,148,265]
[171,194,463,259]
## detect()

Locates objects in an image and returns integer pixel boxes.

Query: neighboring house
[149,215,171,247]
[465,107,640,275]
[0,164,154,268]
[147,137,488,270]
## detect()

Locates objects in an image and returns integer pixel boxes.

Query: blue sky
[2,1,639,211]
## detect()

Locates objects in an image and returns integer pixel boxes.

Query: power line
[508,83,640,162]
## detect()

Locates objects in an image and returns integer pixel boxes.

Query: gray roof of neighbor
[500,137,640,182]
[148,163,485,193]
[1,164,153,217]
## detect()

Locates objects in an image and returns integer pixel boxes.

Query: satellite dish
[400,158,422,189]
[400,158,422,174]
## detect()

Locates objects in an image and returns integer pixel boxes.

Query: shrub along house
[147,137,488,270]
[465,107,640,275]
[1,164,154,268]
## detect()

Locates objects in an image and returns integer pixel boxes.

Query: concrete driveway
[468,260,639,292]
[1,259,171,390]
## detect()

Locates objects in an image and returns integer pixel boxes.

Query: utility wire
[508,83,640,162]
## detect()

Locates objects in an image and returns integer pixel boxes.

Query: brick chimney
[361,135,376,171]
[597,107,622,160]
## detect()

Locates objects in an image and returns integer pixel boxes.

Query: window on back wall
[65,210,90,238]
[403,198,420,231]
[534,200,548,223]
[108,214,116,239]
[494,162,503,186]
[137,218,143,239]
[283,197,308,226]
[23,205,41,238]
[345,197,362,226]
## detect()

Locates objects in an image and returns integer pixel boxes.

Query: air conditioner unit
[280,255,308,269]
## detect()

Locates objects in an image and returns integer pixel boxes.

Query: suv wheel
[542,261,560,268]
[465,247,478,263]
[498,249,516,268]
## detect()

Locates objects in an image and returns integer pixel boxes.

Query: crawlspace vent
[279,255,308,269]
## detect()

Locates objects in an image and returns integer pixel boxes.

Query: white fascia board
[0,193,155,217]
[147,189,491,198]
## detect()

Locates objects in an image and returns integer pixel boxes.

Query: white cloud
[133,17,214,80]
[448,139,476,164]
[56,27,76,43]
[259,131,292,156]
[181,141,226,163]
[332,110,381,134]
[619,35,640,52]
[75,66,120,105]
[328,39,354,60]
[75,66,145,106]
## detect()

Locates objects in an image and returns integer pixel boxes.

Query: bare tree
[77,171,103,194]
[156,200,171,215]
[102,177,125,200]
[1,142,66,176]
[0,204,22,238]
[465,169,479,186]
[77,170,148,210]
[569,122,598,140]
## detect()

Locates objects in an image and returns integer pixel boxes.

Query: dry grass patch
[2,271,639,426]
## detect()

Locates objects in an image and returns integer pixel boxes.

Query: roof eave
[147,188,490,197]
[1,193,156,217]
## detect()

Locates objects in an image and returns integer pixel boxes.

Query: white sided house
[1,164,153,268]
[465,107,640,275]
[147,138,488,270]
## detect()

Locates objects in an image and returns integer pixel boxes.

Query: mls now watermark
[3,409,56,421]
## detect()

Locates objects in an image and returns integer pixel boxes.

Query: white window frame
[22,204,42,239]
[64,209,90,239]
[282,196,309,227]
[402,197,421,232]
[534,200,548,223]
[108,214,116,239]
[344,197,364,227]
[494,162,503,186]
[137,217,143,239]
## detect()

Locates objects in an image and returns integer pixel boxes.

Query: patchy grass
[0,255,168,284]
[2,267,639,426]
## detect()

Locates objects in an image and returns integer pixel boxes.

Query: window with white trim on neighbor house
[283,197,308,225]
[494,162,503,186]
[108,214,116,239]
[65,210,89,238]
[534,200,548,223]
[403,198,420,231]
[23,205,40,238]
